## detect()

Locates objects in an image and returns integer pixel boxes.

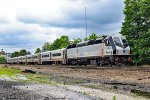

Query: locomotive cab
[112,35,131,65]
[103,34,131,65]
[112,35,130,53]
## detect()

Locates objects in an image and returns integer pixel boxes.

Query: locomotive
[7,34,131,66]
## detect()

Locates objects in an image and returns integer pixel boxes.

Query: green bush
[0,56,7,64]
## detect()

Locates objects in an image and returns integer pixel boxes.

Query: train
[7,34,131,66]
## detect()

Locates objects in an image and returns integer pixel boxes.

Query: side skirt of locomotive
[66,55,131,66]
[66,56,113,66]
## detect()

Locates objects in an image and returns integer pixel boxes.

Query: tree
[11,49,31,57]
[11,51,19,57]
[40,34,105,51]
[70,38,82,44]
[19,49,27,56]
[41,36,70,51]
[48,36,70,50]
[84,33,102,41]
[121,0,150,64]
[26,51,31,55]
[0,56,6,64]
[42,42,50,51]
[35,48,41,54]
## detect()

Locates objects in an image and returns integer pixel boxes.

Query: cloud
[0,0,125,53]
[0,22,84,53]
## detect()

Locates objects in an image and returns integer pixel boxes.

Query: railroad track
[9,64,150,72]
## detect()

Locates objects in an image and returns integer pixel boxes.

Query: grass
[112,96,117,100]
[0,66,58,85]
[82,84,111,91]
[0,66,21,77]
[131,89,150,99]
[85,84,100,89]
[23,73,59,85]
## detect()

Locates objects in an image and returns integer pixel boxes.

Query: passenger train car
[7,34,131,66]
[40,49,65,64]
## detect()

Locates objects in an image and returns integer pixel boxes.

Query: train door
[62,49,67,65]
[49,52,51,60]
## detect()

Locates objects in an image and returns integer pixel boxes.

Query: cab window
[113,37,122,47]
[105,40,111,46]
[122,39,129,48]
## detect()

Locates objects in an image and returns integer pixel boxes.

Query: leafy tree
[42,42,50,51]
[26,51,31,55]
[0,56,6,64]
[40,34,105,51]
[35,48,41,54]
[11,51,19,57]
[84,33,102,41]
[41,36,69,51]
[48,36,70,50]
[19,49,27,56]
[121,0,150,64]
[11,49,31,57]
[88,33,99,40]
[71,38,82,44]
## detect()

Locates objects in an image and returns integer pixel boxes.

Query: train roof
[26,55,32,57]
[40,48,65,55]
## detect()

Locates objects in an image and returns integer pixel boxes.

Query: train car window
[52,53,61,57]
[88,40,95,45]
[42,54,49,58]
[27,57,32,59]
[95,39,102,44]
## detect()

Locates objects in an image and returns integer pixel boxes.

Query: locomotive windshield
[113,37,123,47]
[113,36,129,48]
[122,39,129,48]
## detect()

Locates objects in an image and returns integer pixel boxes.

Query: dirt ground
[10,65,150,85]
[1,65,150,100]
[0,75,148,100]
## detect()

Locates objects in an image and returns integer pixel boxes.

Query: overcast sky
[0,0,124,53]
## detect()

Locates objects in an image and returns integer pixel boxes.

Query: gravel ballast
[0,81,52,100]
[0,80,99,100]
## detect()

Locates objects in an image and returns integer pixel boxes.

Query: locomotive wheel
[107,62,112,67]
[71,60,75,65]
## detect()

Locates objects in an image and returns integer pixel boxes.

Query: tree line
[35,33,104,53]
[11,49,31,58]
[11,33,104,58]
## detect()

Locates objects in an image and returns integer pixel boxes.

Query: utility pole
[84,0,88,41]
